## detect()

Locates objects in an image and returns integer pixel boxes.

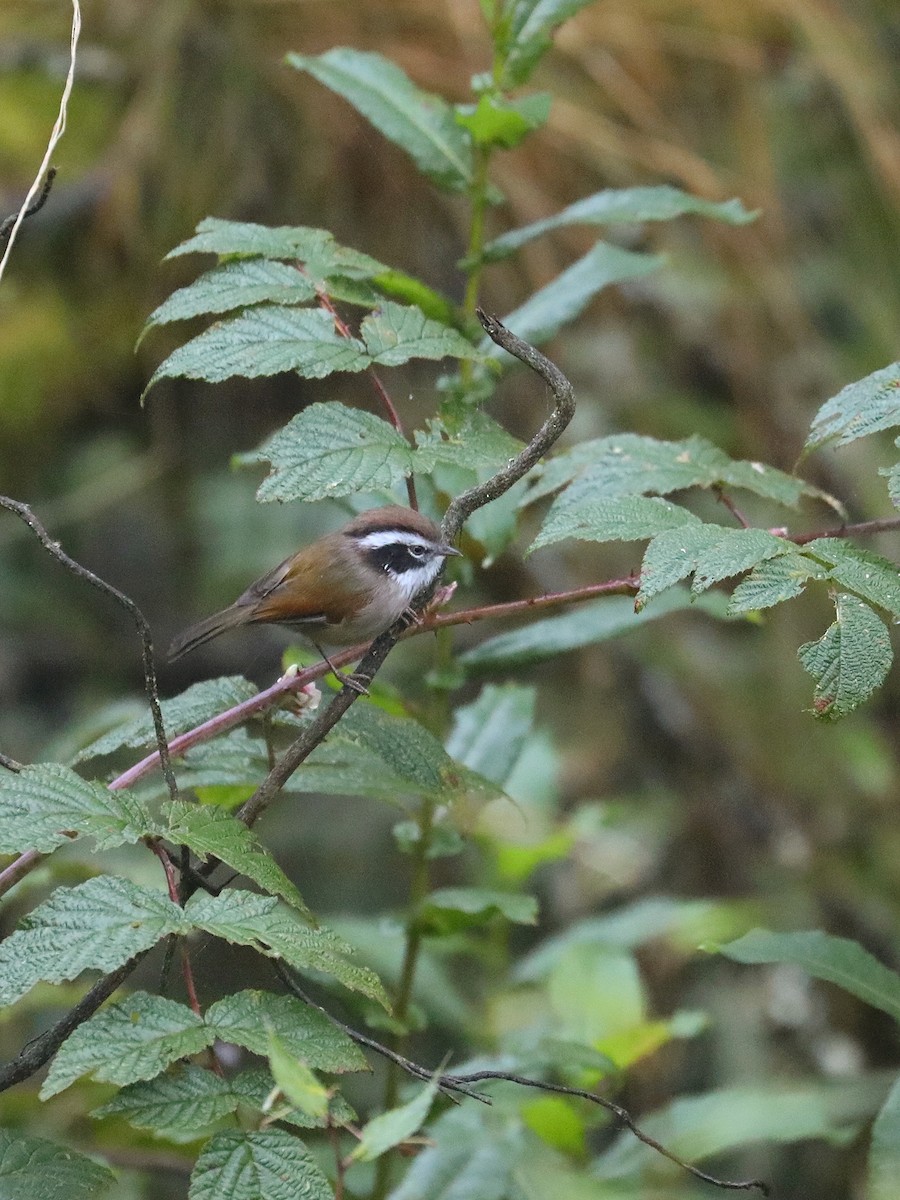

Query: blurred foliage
[1,1,899,1198]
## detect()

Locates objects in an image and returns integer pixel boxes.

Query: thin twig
[442,310,576,544]
[0,169,57,245]
[272,963,488,1105]
[789,515,900,545]
[0,496,179,809]
[0,0,79,282]
[442,1071,768,1194]
[0,753,23,773]
[714,486,750,528]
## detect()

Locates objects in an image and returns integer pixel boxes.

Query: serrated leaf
[0,1130,115,1199]
[42,992,211,1098]
[462,589,725,671]
[637,525,789,608]
[803,539,900,618]
[185,891,389,1007]
[415,411,524,474]
[798,594,893,719]
[167,219,379,269]
[189,1129,332,1200]
[299,702,505,811]
[93,1064,235,1141]
[267,1032,330,1119]
[74,676,258,763]
[719,929,900,1021]
[249,402,415,503]
[206,990,367,1073]
[353,1077,440,1162]
[727,552,829,613]
[289,49,473,192]
[145,305,368,393]
[0,877,181,1007]
[162,801,308,914]
[806,362,900,449]
[360,301,477,366]
[526,433,811,509]
[445,683,535,786]
[870,1075,900,1200]
[532,495,698,551]
[372,269,458,324]
[487,243,662,355]
[417,887,538,934]
[230,1067,356,1129]
[0,763,151,853]
[145,260,317,329]
[483,185,757,261]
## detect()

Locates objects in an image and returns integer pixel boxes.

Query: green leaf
[145,260,317,329]
[0,877,181,1007]
[145,306,368,394]
[501,0,602,87]
[455,93,549,149]
[206,990,367,1073]
[352,1077,440,1162]
[74,676,258,762]
[415,410,524,474]
[595,1082,882,1178]
[387,1104,521,1200]
[637,524,790,609]
[487,243,662,354]
[417,887,538,934]
[797,593,893,719]
[462,589,724,671]
[803,539,900,618]
[728,552,829,613]
[805,361,900,449]
[162,801,308,914]
[445,683,535,786]
[870,1075,900,1200]
[525,432,812,509]
[167,218,385,275]
[189,1129,332,1200]
[267,1032,330,1120]
[249,402,415,504]
[288,49,473,192]
[185,891,389,1007]
[517,897,734,982]
[299,702,506,810]
[361,301,477,366]
[93,1064,235,1141]
[0,1130,115,1199]
[230,1067,355,1129]
[719,929,900,1022]
[532,495,698,551]
[42,992,211,1098]
[0,763,151,853]
[483,185,757,261]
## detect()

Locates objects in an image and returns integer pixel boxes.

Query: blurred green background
[1,1,899,1196]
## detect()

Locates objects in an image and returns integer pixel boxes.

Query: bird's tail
[168,604,251,661]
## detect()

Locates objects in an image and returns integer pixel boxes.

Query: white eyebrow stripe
[355,529,433,550]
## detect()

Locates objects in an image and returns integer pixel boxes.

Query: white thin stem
[0,0,81,283]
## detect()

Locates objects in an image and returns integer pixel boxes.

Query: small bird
[168,505,460,682]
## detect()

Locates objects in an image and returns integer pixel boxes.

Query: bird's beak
[440,544,463,557]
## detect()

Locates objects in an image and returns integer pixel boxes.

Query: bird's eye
[407,544,427,559]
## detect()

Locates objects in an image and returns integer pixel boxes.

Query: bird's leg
[313,644,369,696]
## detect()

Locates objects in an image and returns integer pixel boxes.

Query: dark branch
[0,753,23,773]
[0,496,179,808]
[0,167,57,244]
[441,310,576,544]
